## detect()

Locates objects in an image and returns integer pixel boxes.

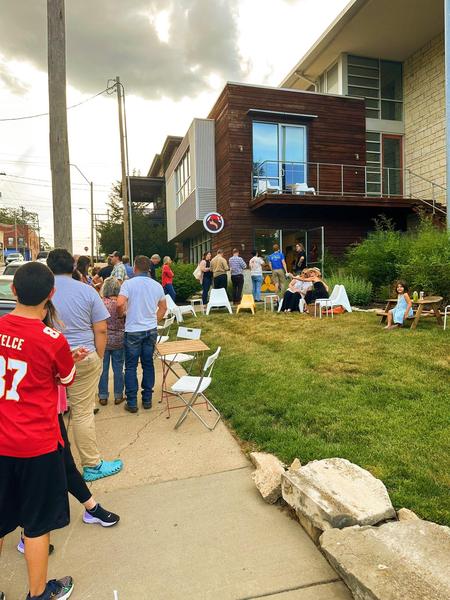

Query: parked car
[37,251,49,260]
[0,275,16,316]
[5,253,24,265]
[3,261,25,276]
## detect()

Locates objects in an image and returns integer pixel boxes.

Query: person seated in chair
[280,269,312,312]
[303,268,329,310]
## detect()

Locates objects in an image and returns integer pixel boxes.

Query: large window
[189,232,211,264]
[366,132,403,196]
[252,122,307,195]
[347,56,403,121]
[317,62,339,94]
[175,149,191,207]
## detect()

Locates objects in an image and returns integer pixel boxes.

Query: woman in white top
[249,251,265,302]
[280,269,313,312]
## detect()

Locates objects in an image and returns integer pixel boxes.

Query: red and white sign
[203,212,224,234]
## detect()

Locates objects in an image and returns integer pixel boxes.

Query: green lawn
[194,310,450,526]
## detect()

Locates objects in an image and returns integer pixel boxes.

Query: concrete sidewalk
[1,362,352,600]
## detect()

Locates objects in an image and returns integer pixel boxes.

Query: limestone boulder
[281,458,395,531]
[250,452,285,504]
[320,520,450,600]
[397,507,419,521]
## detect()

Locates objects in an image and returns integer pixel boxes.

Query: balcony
[251,161,446,214]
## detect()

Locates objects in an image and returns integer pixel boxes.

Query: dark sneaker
[83,504,120,527]
[124,403,138,413]
[114,396,125,405]
[98,398,108,406]
[83,459,123,482]
[142,401,152,409]
[26,576,74,600]
[17,535,54,556]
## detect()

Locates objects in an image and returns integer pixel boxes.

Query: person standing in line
[117,255,167,413]
[292,243,306,275]
[47,249,123,482]
[109,251,127,283]
[249,251,265,302]
[0,262,79,600]
[199,251,213,307]
[210,248,229,289]
[76,255,92,284]
[98,277,125,406]
[149,254,161,280]
[122,255,134,279]
[228,248,247,304]
[162,256,176,301]
[268,243,287,293]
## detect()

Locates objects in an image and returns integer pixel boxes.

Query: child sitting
[384,280,413,330]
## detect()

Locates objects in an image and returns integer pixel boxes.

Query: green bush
[156,263,201,302]
[327,272,373,306]
[345,216,450,300]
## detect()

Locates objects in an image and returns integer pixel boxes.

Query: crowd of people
[0,249,168,600]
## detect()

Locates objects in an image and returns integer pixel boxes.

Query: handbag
[193,264,202,281]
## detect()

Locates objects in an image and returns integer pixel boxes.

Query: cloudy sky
[0,0,348,253]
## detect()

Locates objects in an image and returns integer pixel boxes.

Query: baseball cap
[108,250,122,260]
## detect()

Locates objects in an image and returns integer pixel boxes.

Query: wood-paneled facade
[170,83,416,260]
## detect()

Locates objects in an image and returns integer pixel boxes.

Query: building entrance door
[282,226,324,273]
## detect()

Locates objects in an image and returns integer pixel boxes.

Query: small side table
[190,297,204,315]
[264,294,279,312]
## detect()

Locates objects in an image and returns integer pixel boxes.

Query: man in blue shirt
[117,255,167,413]
[228,248,247,304]
[122,255,134,279]
[268,244,287,292]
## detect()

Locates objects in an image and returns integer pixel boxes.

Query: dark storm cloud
[0,0,243,99]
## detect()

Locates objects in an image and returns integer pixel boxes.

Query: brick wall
[404,32,446,206]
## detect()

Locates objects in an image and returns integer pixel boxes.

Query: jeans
[231,274,244,303]
[202,276,212,305]
[66,352,102,468]
[251,274,263,301]
[124,329,158,407]
[214,274,228,289]
[164,283,176,301]
[98,348,124,400]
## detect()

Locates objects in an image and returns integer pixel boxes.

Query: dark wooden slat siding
[205,83,406,258]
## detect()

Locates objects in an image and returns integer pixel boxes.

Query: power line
[0,84,116,122]
[0,173,112,188]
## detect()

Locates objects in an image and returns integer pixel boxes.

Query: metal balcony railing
[253,160,447,215]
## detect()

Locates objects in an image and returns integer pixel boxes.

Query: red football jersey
[0,314,76,458]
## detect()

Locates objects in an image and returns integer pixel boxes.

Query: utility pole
[115,76,130,257]
[47,0,73,251]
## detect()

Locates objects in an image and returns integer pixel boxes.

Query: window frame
[175,149,192,208]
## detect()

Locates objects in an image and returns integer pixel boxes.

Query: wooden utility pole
[116,76,130,257]
[48,0,73,251]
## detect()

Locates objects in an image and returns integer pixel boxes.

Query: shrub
[327,273,373,306]
[156,263,201,302]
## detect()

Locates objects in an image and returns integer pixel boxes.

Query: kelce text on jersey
[0,334,24,350]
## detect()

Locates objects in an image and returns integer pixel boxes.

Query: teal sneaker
[83,459,123,482]
[27,576,74,599]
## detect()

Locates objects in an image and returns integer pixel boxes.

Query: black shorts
[0,446,70,538]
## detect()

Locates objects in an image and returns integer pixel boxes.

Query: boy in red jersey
[0,262,85,600]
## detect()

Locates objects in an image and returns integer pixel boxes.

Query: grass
[193,309,450,526]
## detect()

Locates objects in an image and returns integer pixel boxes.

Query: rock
[281,458,395,531]
[289,458,302,471]
[297,511,322,545]
[250,452,285,504]
[397,507,419,521]
[320,520,450,600]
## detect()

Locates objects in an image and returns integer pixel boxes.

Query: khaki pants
[272,269,286,291]
[67,352,102,468]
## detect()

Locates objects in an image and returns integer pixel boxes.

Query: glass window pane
[366,132,381,142]
[348,55,379,69]
[326,63,339,93]
[365,98,379,108]
[366,142,381,152]
[254,229,280,259]
[366,108,380,118]
[348,75,379,88]
[381,101,403,121]
[348,85,379,98]
[380,61,403,100]
[348,64,379,78]
[367,182,381,193]
[253,122,278,165]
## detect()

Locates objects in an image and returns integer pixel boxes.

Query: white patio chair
[315,284,352,318]
[156,315,176,344]
[166,294,197,323]
[292,182,316,195]
[171,347,222,430]
[444,305,450,330]
[257,180,281,195]
[206,288,233,315]
[158,326,202,375]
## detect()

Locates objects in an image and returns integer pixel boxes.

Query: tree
[97,182,176,259]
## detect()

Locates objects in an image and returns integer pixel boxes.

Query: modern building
[149,0,446,267]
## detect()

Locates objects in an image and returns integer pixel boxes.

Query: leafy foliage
[156,263,201,302]
[327,273,373,306]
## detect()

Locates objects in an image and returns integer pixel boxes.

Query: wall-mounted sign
[84,246,89,252]
[203,212,224,234]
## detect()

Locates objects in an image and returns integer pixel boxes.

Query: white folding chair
[206,288,232,315]
[156,315,176,343]
[315,285,340,318]
[165,294,197,323]
[444,305,450,330]
[171,347,221,430]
